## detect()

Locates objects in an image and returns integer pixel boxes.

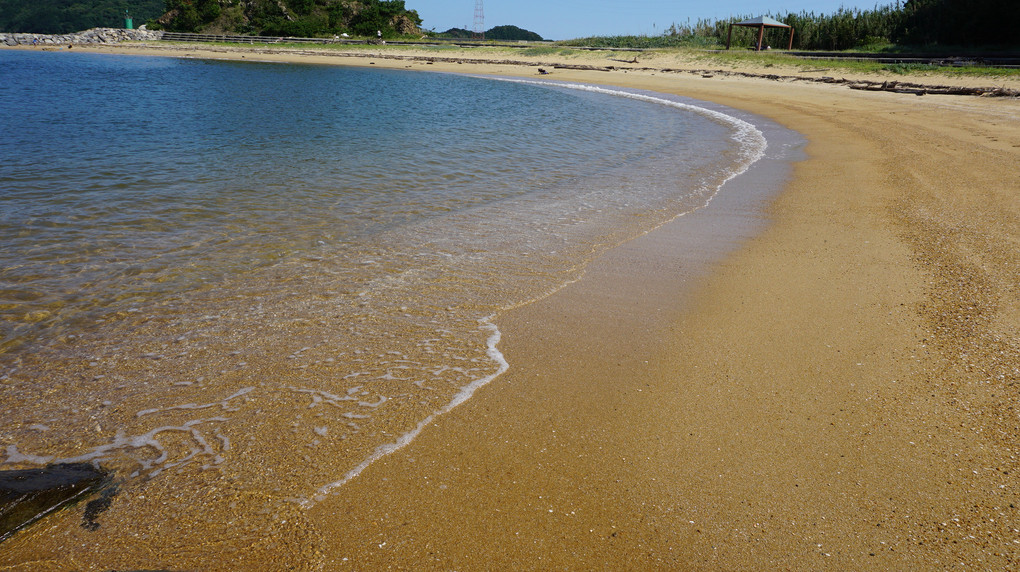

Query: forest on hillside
[0,0,163,34]
[0,0,424,38]
[158,0,422,38]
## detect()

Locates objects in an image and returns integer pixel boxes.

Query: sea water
[0,50,784,509]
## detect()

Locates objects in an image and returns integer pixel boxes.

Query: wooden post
[756,25,764,50]
[788,27,795,50]
[726,24,733,49]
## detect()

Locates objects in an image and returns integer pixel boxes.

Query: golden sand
[2,42,1018,570]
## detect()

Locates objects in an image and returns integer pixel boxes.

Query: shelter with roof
[726,16,794,51]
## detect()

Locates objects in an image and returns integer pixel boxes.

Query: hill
[0,0,163,34]
[439,25,543,41]
[484,25,543,41]
[158,0,422,37]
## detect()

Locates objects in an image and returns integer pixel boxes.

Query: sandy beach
[2,42,1019,569]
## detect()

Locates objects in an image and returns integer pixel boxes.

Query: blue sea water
[0,49,776,507]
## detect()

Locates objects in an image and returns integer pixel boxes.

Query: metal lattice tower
[473,0,485,39]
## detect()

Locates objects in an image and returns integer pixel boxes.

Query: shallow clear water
[0,50,765,504]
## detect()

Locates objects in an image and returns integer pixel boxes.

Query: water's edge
[0,57,804,516]
[300,75,806,504]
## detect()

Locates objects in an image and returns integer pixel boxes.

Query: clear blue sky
[410,1,894,40]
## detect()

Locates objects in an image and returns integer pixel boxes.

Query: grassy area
[688,49,1020,79]
[518,46,580,57]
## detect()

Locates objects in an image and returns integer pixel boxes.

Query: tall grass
[658,6,908,51]
[572,1,1019,52]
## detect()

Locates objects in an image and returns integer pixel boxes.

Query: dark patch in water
[82,483,118,531]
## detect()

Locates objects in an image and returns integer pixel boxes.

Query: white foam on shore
[300,80,772,506]
[6,417,232,477]
[6,387,251,476]
[302,316,508,507]
[135,386,254,417]
[495,78,768,210]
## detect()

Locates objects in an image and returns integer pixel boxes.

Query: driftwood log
[847,80,1018,97]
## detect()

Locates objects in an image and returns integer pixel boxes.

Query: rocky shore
[0,28,162,47]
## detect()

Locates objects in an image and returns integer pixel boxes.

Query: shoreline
[2,43,1019,569]
[7,40,1020,93]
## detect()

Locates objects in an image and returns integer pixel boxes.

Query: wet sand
[2,43,1019,569]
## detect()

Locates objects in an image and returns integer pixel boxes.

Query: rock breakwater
[1,28,162,47]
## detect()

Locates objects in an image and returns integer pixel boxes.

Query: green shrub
[520,46,559,56]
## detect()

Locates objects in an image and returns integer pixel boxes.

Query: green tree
[197,0,220,22]
[898,0,1019,46]
[151,0,422,38]
[162,0,199,32]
